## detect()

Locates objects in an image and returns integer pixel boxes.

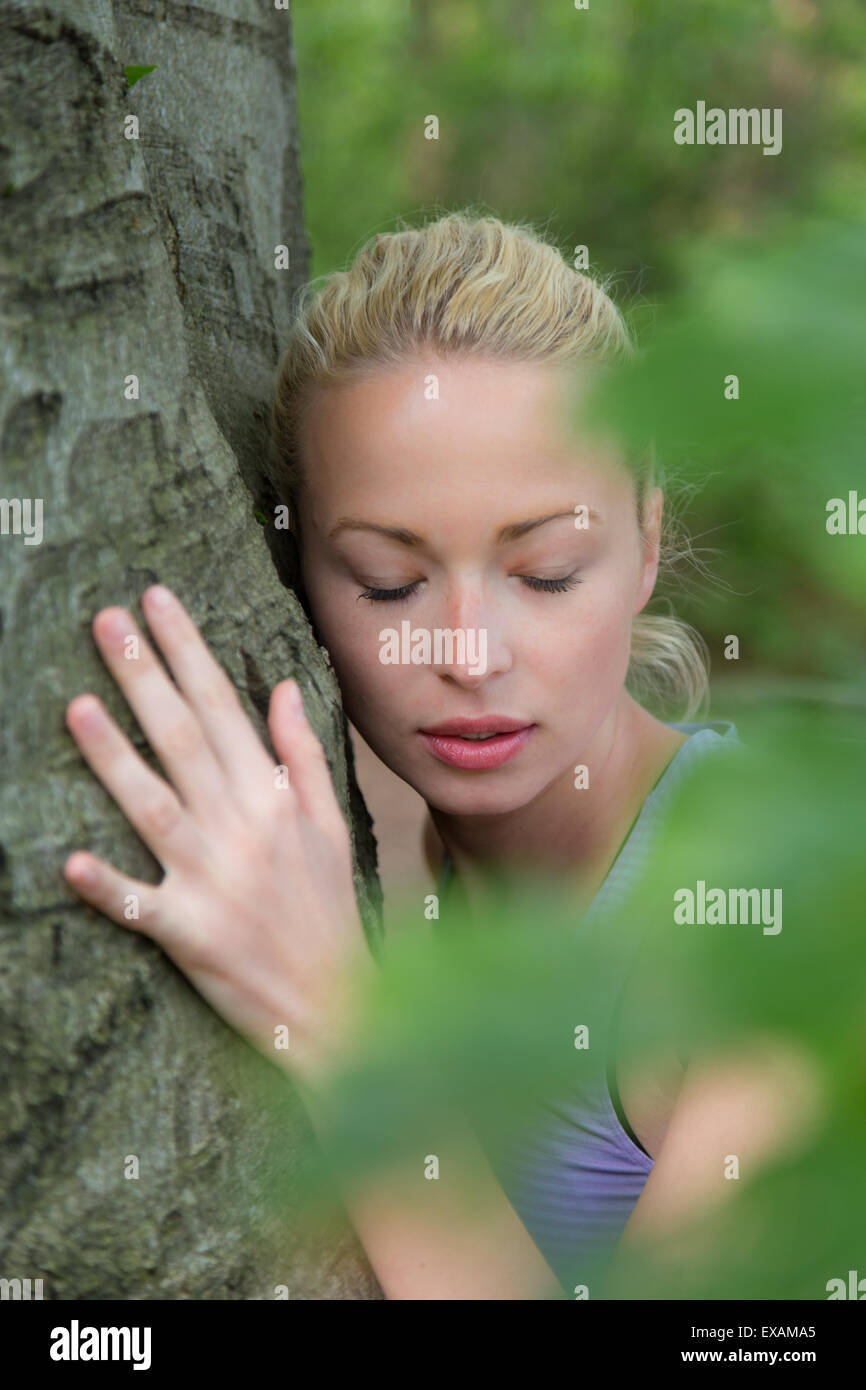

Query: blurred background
[291,0,866,919]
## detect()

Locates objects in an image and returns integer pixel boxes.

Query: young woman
[63,212,803,1300]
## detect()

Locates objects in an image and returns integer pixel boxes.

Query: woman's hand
[63,584,374,1087]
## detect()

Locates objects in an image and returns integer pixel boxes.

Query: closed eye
[358,573,582,602]
[518,572,582,594]
[358,582,422,603]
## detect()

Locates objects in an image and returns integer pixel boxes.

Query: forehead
[297,355,631,527]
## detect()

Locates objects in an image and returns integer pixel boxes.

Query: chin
[417,769,547,818]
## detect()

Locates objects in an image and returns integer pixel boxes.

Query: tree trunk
[0,0,383,1299]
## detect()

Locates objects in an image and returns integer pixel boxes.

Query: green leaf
[125,65,157,89]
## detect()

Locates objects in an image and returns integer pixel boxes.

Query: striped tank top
[436,719,741,1291]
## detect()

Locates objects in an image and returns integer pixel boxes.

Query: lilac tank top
[436,720,741,1291]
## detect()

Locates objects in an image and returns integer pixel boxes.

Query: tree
[0,0,383,1299]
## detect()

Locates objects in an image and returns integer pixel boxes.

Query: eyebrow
[327,510,601,546]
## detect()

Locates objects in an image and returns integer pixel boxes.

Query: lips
[418,716,535,770]
[420,716,531,736]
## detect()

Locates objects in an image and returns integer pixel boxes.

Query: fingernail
[101,609,133,639]
[148,585,174,609]
[288,680,304,716]
[66,853,95,884]
[71,695,105,730]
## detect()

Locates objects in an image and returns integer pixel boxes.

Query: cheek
[303,584,410,717]
[530,581,635,687]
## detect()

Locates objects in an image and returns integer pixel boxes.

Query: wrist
[283,946,379,1097]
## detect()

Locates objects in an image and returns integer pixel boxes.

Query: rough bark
[0,0,384,1299]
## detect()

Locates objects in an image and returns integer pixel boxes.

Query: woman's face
[294,355,661,817]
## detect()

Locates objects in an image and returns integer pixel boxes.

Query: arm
[604,1034,825,1291]
[294,1058,565,1301]
[301,819,564,1300]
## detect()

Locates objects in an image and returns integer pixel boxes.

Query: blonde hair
[269,209,710,721]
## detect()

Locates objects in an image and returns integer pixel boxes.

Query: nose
[431,573,512,688]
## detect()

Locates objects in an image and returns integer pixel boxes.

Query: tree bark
[0,0,384,1299]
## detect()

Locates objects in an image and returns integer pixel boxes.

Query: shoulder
[637,718,745,830]
[662,719,743,772]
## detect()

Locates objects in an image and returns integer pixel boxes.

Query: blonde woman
[63,212,803,1299]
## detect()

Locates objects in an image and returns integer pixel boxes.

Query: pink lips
[418,716,535,770]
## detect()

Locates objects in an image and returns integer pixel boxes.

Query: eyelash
[358,573,582,603]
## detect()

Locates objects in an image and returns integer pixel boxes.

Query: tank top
[435,719,741,1291]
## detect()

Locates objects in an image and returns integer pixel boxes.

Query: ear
[633,485,664,616]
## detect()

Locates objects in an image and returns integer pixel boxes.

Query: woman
[63,211,801,1299]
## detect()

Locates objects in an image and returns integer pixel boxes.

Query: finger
[66,694,202,869]
[268,679,345,830]
[64,850,164,941]
[91,604,228,816]
[139,586,274,792]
